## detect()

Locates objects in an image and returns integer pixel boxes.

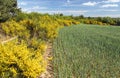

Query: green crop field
[53,24,120,78]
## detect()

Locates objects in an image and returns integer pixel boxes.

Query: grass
[53,24,120,78]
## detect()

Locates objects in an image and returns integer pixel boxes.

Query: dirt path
[40,42,53,78]
[1,36,18,44]
[0,36,18,44]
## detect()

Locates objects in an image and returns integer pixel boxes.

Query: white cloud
[22,10,88,15]
[67,0,70,3]
[104,0,120,3]
[101,4,118,8]
[41,10,88,13]
[32,6,47,10]
[63,4,82,7]
[82,1,98,6]
[33,6,40,9]
[101,9,118,12]
[22,8,29,12]
[21,6,47,12]
[105,10,118,12]
[19,2,27,6]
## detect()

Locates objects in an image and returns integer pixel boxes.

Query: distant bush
[82,19,109,25]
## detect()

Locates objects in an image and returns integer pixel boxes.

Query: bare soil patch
[39,42,53,78]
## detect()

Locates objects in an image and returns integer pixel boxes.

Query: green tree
[79,15,84,19]
[0,0,18,22]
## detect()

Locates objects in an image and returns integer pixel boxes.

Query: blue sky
[18,0,120,17]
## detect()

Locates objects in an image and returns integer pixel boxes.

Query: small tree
[79,15,84,19]
[0,0,18,22]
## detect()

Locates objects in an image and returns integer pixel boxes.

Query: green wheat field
[53,24,120,78]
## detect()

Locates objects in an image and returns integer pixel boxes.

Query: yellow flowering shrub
[29,38,47,53]
[1,14,79,41]
[0,13,80,78]
[57,19,80,26]
[1,20,30,39]
[19,16,60,40]
[72,20,80,25]
[0,40,46,78]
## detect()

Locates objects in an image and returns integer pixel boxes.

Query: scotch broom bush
[0,40,46,78]
[0,12,80,78]
[1,20,30,38]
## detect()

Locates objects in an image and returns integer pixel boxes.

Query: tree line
[0,0,120,26]
[56,14,120,26]
[0,0,19,22]
[73,15,120,26]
